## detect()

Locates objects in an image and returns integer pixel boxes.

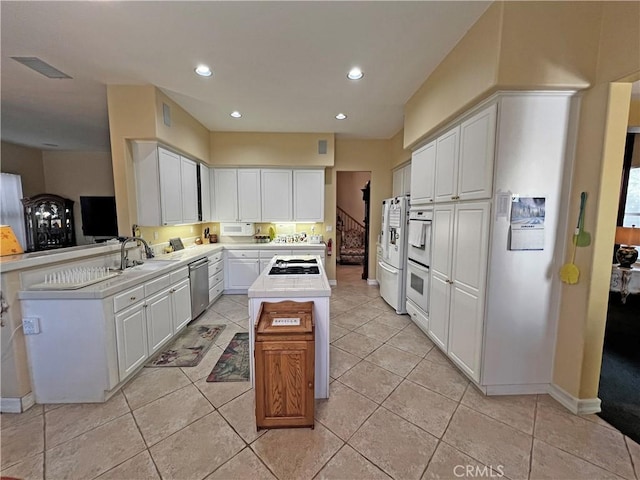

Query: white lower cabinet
[226,257,260,290]
[208,250,224,304]
[171,278,192,332]
[428,201,490,382]
[115,302,148,380]
[145,289,173,355]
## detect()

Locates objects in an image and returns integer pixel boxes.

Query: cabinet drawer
[295,249,325,257]
[227,250,260,259]
[114,285,145,313]
[170,267,189,283]
[208,272,223,289]
[209,280,224,303]
[208,259,223,277]
[259,249,291,259]
[208,251,223,263]
[144,273,171,297]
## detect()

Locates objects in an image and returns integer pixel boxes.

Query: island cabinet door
[145,289,173,355]
[255,340,314,429]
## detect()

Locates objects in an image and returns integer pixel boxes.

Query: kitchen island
[248,255,331,398]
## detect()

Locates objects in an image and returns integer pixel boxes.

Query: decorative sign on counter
[509,196,546,251]
[272,317,301,326]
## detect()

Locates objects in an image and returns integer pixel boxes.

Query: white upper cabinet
[158,148,183,225]
[294,169,324,222]
[213,168,261,222]
[410,141,436,204]
[392,163,411,197]
[133,142,202,226]
[458,104,496,201]
[238,169,262,222]
[428,103,496,204]
[200,163,212,222]
[434,126,460,202]
[180,157,199,224]
[261,169,292,221]
[213,168,239,222]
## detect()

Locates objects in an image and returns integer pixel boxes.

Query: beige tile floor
[1,264,639,480]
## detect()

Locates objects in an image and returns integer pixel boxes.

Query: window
[0,173,26,248]
[623,167,640,227]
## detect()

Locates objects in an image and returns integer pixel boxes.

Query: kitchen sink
[125,259,178,272]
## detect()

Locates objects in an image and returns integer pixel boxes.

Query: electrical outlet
[23,318,40,335]
[153,231,159,240]
[190,226,194,233]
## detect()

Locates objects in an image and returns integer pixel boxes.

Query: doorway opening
[336,171,371,283]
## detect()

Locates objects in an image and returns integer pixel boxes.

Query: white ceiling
[1,1,491,152]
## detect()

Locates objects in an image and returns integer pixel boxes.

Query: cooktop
[268,258,320,275]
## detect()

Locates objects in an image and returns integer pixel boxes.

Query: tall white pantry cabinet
[412,92,577,395]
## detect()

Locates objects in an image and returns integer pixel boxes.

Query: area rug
[206,332,250,382]
[146,324,226,368]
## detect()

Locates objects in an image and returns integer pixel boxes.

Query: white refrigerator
[378,196,409,313]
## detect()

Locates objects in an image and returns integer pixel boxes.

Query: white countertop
[248,255,331,298]
[16,242,326,301]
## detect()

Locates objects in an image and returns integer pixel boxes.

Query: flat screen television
[80,196,118,237]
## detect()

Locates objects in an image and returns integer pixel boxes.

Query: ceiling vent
[11,57,72,79]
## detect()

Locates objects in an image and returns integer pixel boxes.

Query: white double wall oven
[405,208,432,333]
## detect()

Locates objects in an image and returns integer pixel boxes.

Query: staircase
[336,207,366,265]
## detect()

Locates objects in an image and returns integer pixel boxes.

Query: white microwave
[220,223,255,236]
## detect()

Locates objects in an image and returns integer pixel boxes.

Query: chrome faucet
[120,237,154,270]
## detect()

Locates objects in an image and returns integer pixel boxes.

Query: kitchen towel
[409,222,427,248]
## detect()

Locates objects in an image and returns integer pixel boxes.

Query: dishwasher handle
[189,257,209,269]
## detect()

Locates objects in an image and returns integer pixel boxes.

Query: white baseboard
[1,392,35,413]
[367,279,378,286]
[329,280,337,286]
[485,383,549,396]
[548,383,601,415]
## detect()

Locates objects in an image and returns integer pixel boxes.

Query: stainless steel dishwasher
[189,257,209,319]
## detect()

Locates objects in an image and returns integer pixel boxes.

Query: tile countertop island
[248,255,331,399]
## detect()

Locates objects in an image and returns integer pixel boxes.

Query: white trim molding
[0,392,35,413]
[329,279,337,286]
[548,383,602,415]
[367,279,378,286]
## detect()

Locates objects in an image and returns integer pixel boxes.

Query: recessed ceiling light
[335,113,347,120]
[194,64,213,77]
[347,67,364,80]
[230,111,242,118]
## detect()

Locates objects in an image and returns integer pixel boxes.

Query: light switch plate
[326,225,332,232]
[23,317,40,335]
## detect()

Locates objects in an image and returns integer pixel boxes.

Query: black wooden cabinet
[22,194,76,252]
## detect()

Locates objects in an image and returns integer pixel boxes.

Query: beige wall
[42,151,115,245]
[155,90,210,163]
[389,129,411,169]
[404,2,503,149]
[332,139,393,281]
[630,99,640,126]
[1,141,45,197]
[107,85,157,235]
[210,132,335,167]
[337,171,370,223]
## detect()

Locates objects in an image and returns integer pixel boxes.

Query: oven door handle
[408,260,430,274]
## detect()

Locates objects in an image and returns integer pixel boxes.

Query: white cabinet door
[115,303,148,380]
[261,169,292,221]
[181,157,199,224]
[458,104,496,201]
[145,289,173,355]
[214,168,239,222]
[411,141,436,204]
[158,148,183,225]
[171,278,192,333]
[294,169,324,222]
[402,163,411,195]
[200,163,212,222]
[392,168,404,198]
[428,205,454,351]
[227,258,260,289]
[434,126,460,203]
[447,202,490,382]
[238,169,261,222]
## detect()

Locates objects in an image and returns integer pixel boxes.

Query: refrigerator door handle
[378,261,398,275]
